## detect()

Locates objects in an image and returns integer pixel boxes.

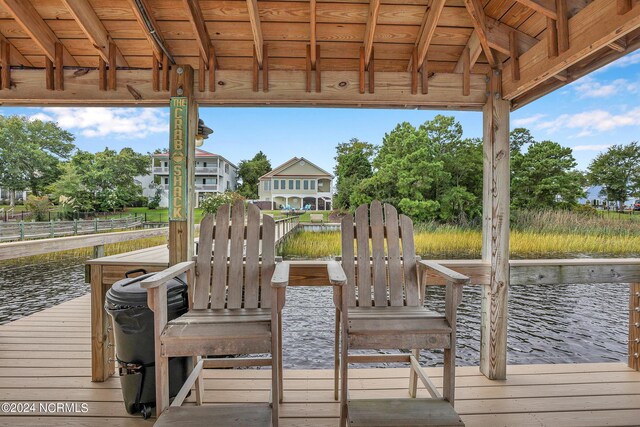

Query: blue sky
[1,50,639,173]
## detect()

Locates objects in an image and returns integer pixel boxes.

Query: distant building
[0,188,28,204]
[578,185,636,209]
[258,157,333,210]
[139,149,238,208]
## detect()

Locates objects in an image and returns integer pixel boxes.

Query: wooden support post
[168,65,196,266]
[509,31,520,81]
[152,55,159,92]
[1,40,10,89]
[546,17,558,58]
[55,42,63,91]
[98,57,107,91]
[208,46,216,92]
[108,41,116,91]
[45,57,54,90]
[411,47,418,95]
[462,46,470,96]
[618,0,632,15]
[306,44,312,93]
[359,46,365,94]
[480,68,510,381]
[315,44,321,93]
[162,53,170,92]
[421,61,428,94]
[368,46,374,94]
[253,46,259,92]
[630,283,640,371]
[198,56,205,92]
[263,43,269,93]
[555,0,569,53]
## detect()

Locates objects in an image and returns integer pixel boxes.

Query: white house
[139,149,238,208]
[258,157,333,210]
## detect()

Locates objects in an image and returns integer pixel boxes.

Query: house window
[203,162,207,167]
[164,161,168,168]
[274,180,279,190]
[289,180,294,190]
[310,180,315,190]
[164,178,169,185]
[280,179,285,189]
[225,164,230,173]
[304,180,309,190]
[296,180,300,190]
[264,181,270,191]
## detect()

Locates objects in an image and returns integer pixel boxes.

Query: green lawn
[598,210,640,221]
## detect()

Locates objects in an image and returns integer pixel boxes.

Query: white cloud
[535,108,640,134]
[28,107,168,138]
[571,76,639,98]
[512,114,547,127]
[572,144,612,151]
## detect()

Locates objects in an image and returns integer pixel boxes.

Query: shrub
[200,192,245,216]
[147,187,162,210]
[25,195,52,221]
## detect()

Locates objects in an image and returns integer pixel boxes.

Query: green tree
[237,151,271,199]
[50,148,149,211]
[588,141,640,210]
[46,162,93,211]
[334,138,376,210]
[0,115,75,201]
[511,140,584,209]
[25,195,52,221]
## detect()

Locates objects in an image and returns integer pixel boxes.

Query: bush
[200,192,245,216]
[398,198,439,222]
[25,195,52,221]
[147,188,162,210]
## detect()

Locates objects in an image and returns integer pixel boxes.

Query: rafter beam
[183,0,211,65]
[410,0,446,71]
[0,0,77,66]
[363,0,381,69]
[485,16,540,56]
[246,0,264,67]
[61,0,127,67]
[513,0,557,20]
[127,0,166,62]
[463,0,497,67]
[0,33,32,67]
[455,30,481,73]
[503,0,640,100]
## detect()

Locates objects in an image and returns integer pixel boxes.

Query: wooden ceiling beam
[1,68,489,109]
[0,33,32,67]
[410,0,446,71]
[503,0,640,100]
[463,0,497,67]
[455,30,481,73]
[363,0,381,69]
[485,17,540,56]
[246,0,264,67]
[0,0,77,66]
[513,0,557,20]
[310,0,317,68]
[61,0,127,67]
[183,0,211,65]
[126,0,166,62]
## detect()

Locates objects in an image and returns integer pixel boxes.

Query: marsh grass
[280,212,640,259]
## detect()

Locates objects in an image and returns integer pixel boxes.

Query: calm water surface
[0,258,628,368]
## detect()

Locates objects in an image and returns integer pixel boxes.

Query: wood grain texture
[227,199,245,308]
[362,0,381,67]
[384,204,403,306]
[210,204,230,309]
[355,203,371,306]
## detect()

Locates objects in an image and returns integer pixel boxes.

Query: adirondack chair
[327,201,469,427]
[142,200,288,426]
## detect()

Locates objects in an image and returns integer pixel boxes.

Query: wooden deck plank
[0,295,639,426]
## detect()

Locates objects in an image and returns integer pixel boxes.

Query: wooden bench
[309,213,324,223]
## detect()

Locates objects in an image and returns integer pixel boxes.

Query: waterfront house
[258,157,333,210]
[139,149,237,208]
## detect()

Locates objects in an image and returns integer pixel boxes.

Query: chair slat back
[340,201,419,307]
[194,200,276,309]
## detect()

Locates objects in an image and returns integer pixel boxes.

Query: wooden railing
[0,227,168,261]
[274,215,300,245]
[0,215,143,242]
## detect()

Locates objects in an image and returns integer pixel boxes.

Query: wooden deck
[1,295,640,427]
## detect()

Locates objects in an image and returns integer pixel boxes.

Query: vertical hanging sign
[169,97,189,221]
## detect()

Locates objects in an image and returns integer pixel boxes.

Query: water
[0,258,629,368]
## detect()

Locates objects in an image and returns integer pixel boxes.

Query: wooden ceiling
[0,0,638,109]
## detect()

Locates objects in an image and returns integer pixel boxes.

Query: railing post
[19,221,24,240]
[50,220,54,237]
[93,244,105,259]
[94,218,98,233]
[630,283,640,371]
[73,219,78,235]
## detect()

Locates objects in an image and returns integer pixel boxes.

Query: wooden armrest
[271,261,290,288]
[419,260,469,285]
[140,261,195,289]
[327,261,347,286]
